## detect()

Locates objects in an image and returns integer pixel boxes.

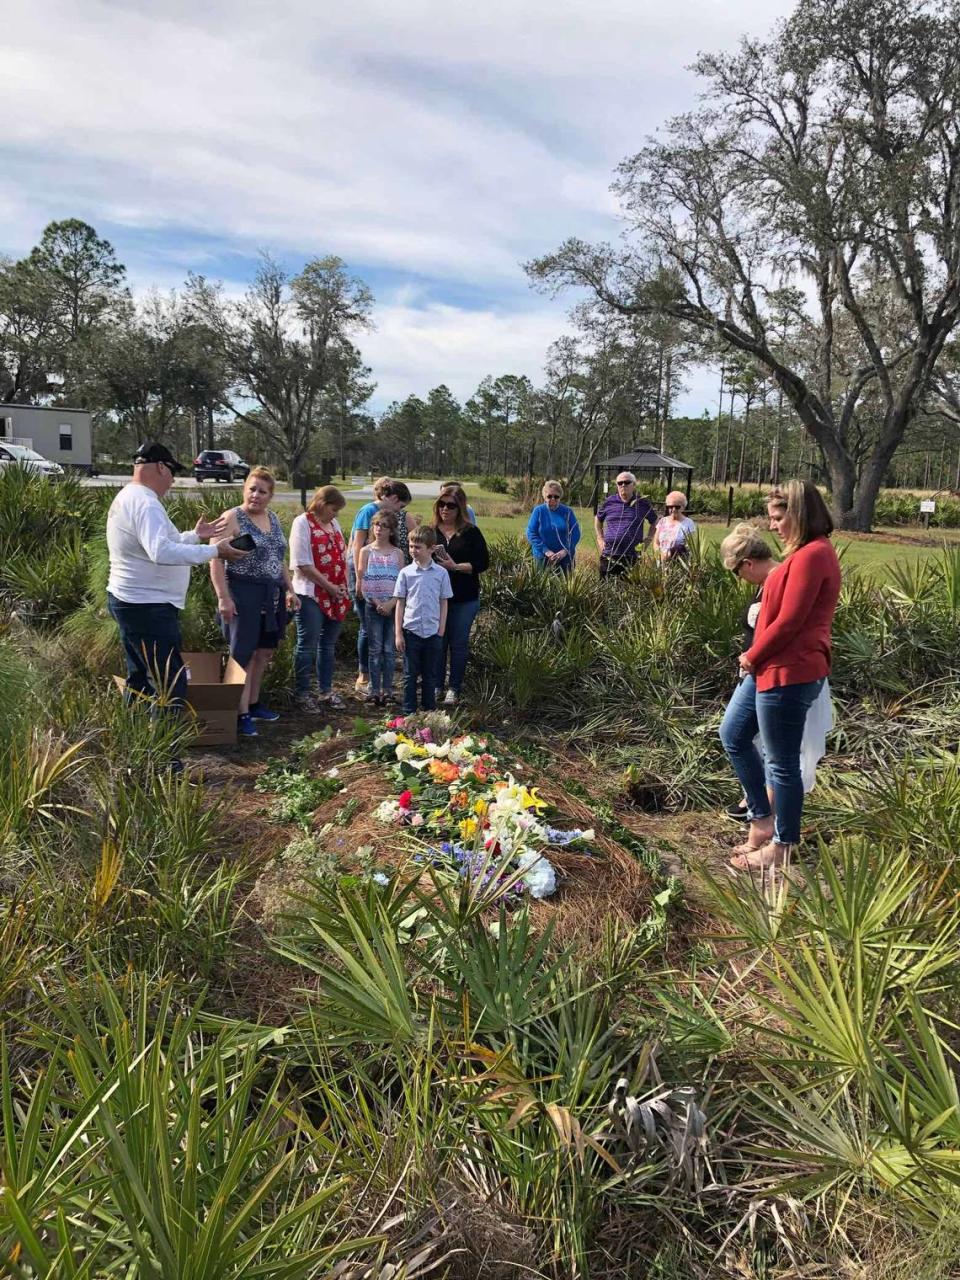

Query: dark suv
[193,450,250,483]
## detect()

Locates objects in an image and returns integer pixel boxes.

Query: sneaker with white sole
[318,691,346,709]
[237,712,259,737]
[443,688,457,706]
[293,693,323,714]
[249,701,280,722]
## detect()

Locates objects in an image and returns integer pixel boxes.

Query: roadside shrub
[481,473,510,493]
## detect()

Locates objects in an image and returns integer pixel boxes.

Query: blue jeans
[347,558,368,675]
[107,593,187,706]
[441,598,481,694]
[402,630,442,713]
[364,603,396,696]
[294,596,343,694]
[720,675,824,845]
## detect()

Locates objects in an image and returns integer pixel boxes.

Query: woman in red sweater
[720,480,841,871]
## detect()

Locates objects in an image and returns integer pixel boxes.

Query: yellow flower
[459,816,479,841]
[430,808,445,823]
[472,798,488,817]
[520,786,547,812]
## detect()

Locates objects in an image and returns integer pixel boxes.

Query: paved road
[348,480,443,500]
[81,476,446,502]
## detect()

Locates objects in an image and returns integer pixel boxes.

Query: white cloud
[363,299,570,405]
[0,0,795,402]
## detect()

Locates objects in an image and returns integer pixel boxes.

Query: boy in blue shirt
[393,527,453,713]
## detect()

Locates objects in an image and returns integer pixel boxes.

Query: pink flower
[410,813,425,827]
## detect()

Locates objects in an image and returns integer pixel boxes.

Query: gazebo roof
[597,443,693,472]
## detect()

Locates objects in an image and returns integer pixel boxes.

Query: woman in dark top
[432,488,489,705]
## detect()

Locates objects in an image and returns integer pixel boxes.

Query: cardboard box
[113,651,247,746]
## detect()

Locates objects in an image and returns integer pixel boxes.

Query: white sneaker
[443,688,457,706]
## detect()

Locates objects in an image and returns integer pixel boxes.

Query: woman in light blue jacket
[526,480,581,573]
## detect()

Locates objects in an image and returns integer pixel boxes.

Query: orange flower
[428,759,461,784]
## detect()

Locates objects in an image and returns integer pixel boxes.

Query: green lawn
[328,496,950,580]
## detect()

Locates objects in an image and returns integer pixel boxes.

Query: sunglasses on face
[437,500,458,509]
[545,494,561,500]
[665,505,681,511]
[616,480,634,487]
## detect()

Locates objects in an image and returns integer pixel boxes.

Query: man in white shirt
[106,442,246,709]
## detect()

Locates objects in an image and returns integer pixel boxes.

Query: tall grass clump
[0,469,111,626]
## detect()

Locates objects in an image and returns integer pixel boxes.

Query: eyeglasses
[545,493,561,500]
[665,505,682,511]
[733,558,750,576]
[437,500,458,510]
[616,479,634,487]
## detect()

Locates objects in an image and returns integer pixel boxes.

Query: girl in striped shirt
[357,511,405,704]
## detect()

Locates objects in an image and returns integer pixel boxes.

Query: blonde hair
[245,466,276,494]
[665,490,687,510]
[767,480,834,555]
[373,476,393,500]
[307,484,345,517]
[542,480,564,498]
[720,523,775,571]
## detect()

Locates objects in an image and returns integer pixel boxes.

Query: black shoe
[725,798,749,821]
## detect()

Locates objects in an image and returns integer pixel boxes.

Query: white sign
[920,499,936,513]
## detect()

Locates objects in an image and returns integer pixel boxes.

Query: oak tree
[529,0,960,528]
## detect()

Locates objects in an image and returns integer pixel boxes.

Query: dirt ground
[188,679,744,994]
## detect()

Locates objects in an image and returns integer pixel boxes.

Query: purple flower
[543,825,594,850]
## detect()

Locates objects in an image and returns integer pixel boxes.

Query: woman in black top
[432,488,489,705]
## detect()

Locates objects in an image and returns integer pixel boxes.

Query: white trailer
[0,403,94,472]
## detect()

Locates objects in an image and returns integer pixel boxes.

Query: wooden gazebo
[592,444,694,512]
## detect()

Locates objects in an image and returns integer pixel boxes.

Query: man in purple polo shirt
[594,471,657,577]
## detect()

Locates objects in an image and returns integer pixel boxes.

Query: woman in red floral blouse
[290,485,350,710]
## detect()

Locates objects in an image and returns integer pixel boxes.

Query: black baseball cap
[133,442,184,472]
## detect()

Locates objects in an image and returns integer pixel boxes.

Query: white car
[0,443,65,477]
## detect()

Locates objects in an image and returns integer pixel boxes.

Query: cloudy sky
[2,0,792,414]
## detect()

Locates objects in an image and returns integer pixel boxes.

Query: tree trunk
[825,452,859,528]
[721,390,734,482]
[711,365,725,484]
[661,351,672,454]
